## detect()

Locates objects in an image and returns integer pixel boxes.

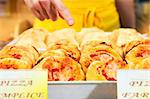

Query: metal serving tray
[7,36,118,99]
[48,81,117,99]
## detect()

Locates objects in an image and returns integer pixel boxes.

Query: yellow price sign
[0,70,48,99]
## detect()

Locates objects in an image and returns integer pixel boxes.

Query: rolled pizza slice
[47,39,80,61]
[111,28,144,57]
[86,60,127,81]
[46,28,80,61]
[16,28,48,51]
[35,49,85,81]
[80,41,125,73]
[0,58,31,69]
[46,28,78,47]
[0,45,39,69]
[76,27,104,44]
[125,40,150,69]
[0,46,39,63]
[111,28,143,47]
[80,32,111,49]
[124,39,150,55]
[80,32,123,57]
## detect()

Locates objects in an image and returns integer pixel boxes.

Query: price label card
[0,70,48,99]
[117,70,150,99]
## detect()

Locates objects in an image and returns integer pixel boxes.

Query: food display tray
[7,35,117,99]
[48,81,117,99]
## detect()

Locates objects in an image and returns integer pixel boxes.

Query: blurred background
[0,0,149,48]
[136,0,150,34]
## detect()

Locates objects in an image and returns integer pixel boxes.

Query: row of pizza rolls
[0,28,149,81]
[79,28,150,81]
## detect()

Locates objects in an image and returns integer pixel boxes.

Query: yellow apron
[34,0,120,32]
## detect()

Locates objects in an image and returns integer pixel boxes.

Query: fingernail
[52,17,57,21]
[40,17,45,21]
[68,19,74,26]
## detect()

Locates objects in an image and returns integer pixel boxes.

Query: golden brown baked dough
[16,28,48,51]
[76,27,104,44]
[125,39,150,69]
[35,49,85,81]
[46,28,80,61]
[111,28,143,47]
[0,45,39,69]
[80,32,126,80]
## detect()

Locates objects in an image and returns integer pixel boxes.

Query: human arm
[115,0,136,28]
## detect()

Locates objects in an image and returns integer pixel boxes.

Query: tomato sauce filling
[68,77,75,81]
[136,49,150,58]
[51,68,60,81]
[0,63,17,69]
[90,50,114,63]
[102,70,116,81]
[11,54,22,59]
[43,57,75,81]
[96,60,125,81]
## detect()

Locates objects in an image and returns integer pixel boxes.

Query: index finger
[51,0,74,25]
